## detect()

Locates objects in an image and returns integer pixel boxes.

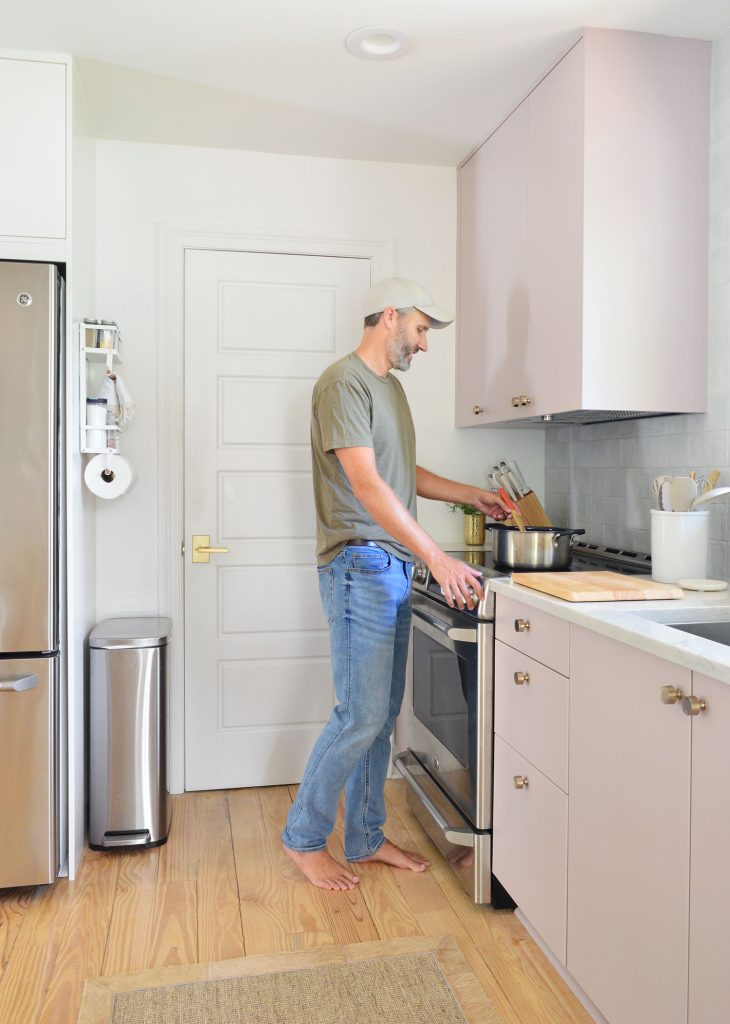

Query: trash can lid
[89,617,172,649]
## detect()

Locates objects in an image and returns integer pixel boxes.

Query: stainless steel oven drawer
[394,750,492,904]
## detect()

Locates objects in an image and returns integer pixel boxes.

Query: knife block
[510,491,552,528]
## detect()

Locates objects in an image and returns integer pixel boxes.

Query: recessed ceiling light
[345,26,412,60]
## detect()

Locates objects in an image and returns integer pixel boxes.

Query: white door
[184,249,371,790]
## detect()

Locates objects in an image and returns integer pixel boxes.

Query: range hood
[504,410,682,427]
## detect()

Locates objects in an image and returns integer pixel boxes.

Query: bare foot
[354,839,430,872]
[283,845,360,891]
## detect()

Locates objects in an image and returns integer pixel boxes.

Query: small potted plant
[448,502,485,545]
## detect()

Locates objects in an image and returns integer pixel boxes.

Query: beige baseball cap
[363,277,454,329]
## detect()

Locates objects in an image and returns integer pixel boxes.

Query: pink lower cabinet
[568,626,691,1024]
[493,734,568,962]
[688,673,730,1024]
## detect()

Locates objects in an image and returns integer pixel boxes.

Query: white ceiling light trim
[344,26,413,60]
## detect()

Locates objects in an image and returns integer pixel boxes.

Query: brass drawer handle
[513,671,530,685]
[682,695,707,716]
[514,618,530,633]
[659,685,684,705]
[513,775,529,790]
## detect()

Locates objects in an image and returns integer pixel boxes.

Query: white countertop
[490,577,730,683]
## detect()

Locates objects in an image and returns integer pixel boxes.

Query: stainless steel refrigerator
[0,261,62,887]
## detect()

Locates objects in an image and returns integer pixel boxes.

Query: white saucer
[677,578,728,592]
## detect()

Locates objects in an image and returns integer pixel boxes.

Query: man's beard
[388,324,414,372]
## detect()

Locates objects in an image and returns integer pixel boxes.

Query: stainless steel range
[394,541,651,905]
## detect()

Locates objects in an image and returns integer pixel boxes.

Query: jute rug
[77,936,504,1024]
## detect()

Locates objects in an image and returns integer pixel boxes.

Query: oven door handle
[393,753,474,848]
[412,606,478,646]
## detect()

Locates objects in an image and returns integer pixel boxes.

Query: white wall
[94,140,545,620]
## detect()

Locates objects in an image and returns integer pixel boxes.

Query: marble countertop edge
[490,578,730,684]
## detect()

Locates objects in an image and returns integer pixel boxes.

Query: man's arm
[335,447,486,610]
[416,465,510,519]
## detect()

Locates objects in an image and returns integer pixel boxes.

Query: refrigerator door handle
[0,674,38,692]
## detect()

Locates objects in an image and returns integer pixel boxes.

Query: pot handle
[552,528,586,549]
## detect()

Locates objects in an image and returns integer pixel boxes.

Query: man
[282,277,509,891]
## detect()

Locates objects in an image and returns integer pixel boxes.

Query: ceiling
[5,0,730,165]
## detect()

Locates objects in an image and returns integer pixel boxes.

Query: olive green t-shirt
[311,353,416,565]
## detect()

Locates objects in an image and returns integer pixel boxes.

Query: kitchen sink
[668,621,730,647]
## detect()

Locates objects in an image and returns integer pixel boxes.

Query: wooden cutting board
[511,570,683,602]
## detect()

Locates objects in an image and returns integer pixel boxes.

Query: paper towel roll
[84,454,136,499]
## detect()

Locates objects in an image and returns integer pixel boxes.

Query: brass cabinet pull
[682,695,707,716]
[513,775,529,790]
[472,405,484,415]
[514,618,530,633]
[520,395,532,406]
[511,395,532,409]
[659,685,684,705]
[511,396,520,408]
[514,671,530,685]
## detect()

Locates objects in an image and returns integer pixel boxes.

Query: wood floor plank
[0,887,32,977]
[37,850,120,1024]
[196,792,245,962]
[0,879,74,1024]
[285,785,380,946]
[101,849,160,977]
[386,781,592,1024]
[255,787,338,952]
[147,880,198,968]
[157,793,201,883]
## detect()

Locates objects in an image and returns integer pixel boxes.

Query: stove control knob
[412,562,428,585]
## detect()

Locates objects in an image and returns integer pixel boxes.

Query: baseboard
[515,909,609,1024]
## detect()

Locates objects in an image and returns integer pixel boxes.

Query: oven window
[412,626,477,767]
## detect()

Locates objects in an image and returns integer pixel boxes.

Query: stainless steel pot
[490,525,586,570]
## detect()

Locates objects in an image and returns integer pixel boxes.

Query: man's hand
[468,488,512,521]
[428,551,485,610]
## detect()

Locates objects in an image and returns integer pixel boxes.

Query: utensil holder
[650,509,709,583]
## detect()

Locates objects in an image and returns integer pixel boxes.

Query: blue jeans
[282,544,412,861]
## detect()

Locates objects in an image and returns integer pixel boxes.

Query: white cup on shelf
[650,509,709,583]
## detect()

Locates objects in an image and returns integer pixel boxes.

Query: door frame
[157,225,393,793]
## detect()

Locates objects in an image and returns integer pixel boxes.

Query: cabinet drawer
[494,641,568,791]
[496,593,569,675]
[493,734,568,964]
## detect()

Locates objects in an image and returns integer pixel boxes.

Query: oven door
[408,592,494,830]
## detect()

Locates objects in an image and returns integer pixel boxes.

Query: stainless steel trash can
[89,617,172,850]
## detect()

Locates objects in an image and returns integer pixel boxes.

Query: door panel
[184,249,371,790]
[0,657,57,886]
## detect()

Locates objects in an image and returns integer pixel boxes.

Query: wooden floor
[0,781,592,1024]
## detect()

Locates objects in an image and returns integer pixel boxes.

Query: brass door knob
[192,534,230,563]
[682,695,707,716]
[514,618,530,633]
[514,671,530,685]
[513,775,529,790]
[659,685,684,705]
[472,405,484,415]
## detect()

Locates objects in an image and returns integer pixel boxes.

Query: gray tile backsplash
[545,29,730,580]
